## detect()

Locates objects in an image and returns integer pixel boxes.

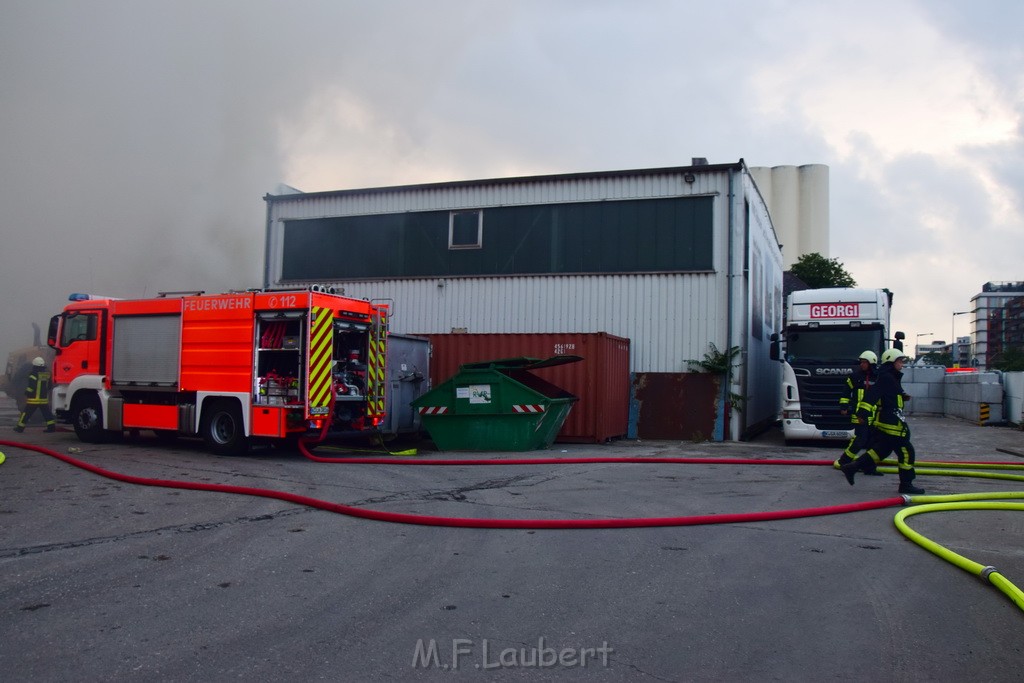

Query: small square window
[449,210,482,249]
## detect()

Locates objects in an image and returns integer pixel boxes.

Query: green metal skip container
[411,356,581,451]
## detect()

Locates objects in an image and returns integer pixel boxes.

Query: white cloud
[265,0,1024,355]
[752,5,1018,165]
[740,2,1023,348]
[2,0,1022,363]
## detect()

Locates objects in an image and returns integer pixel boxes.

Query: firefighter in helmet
[833,350,880,473]
[840,347,924,495]
[13,357,56,433]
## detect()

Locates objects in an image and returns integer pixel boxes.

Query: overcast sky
[2,0,1021,358]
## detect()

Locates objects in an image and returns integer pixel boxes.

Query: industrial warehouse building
[262,160,793,441]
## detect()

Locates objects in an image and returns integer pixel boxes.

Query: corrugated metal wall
[264,170,730,288]
[323,274,721,374]
[262,163,786,439]
[265,169,735,375]
[268,172,720,219]
[742,171,785,434]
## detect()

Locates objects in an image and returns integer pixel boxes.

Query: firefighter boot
[840,451,883,475]
[897,470,925,495]
[860,459,884,476]
[833,454,853,469]
[841,454,874,485]
[839,458,860,485]
[13,425,25,433]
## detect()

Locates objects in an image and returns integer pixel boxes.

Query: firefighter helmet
[880,348,907,365]
[858,350,878,364]
[32,356,46,367]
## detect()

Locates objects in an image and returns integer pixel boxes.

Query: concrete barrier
[902,365,946,416]
[902,366,1008,424]
[1004,371,1024,427]
[943,372,1004,423]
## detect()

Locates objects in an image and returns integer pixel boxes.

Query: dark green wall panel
[281,196,713,280]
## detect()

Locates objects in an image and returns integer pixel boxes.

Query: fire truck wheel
[201,400,249,456]
[71,392,106,443]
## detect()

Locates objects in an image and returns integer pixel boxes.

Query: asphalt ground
[1,394,1022,682]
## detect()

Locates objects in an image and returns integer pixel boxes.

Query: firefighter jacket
[856,362,908,438]
[840,366,875,424]
[24,369,52,406]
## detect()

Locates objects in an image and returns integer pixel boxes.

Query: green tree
[993,347,1024,372]
[789,252,857,288]
[922,352,952,368]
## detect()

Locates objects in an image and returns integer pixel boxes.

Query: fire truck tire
[71,392,106,443]
[201,400,249,456]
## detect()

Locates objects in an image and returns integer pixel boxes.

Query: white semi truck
[770,287,904,443]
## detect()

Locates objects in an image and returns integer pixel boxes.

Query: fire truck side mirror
[47,315,60,350]
[893,330,905,351]
[769,332,781,361]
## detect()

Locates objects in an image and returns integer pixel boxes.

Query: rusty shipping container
[418,333,630,443]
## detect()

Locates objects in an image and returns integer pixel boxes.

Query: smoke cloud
[2,0,1022,361]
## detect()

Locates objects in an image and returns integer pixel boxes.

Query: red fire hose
[1,437,904,529]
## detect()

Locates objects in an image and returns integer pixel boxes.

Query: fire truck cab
[46,288,413,454]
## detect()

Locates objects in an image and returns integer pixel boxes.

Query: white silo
[749,164,829,269]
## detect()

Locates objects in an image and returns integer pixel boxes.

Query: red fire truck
[46,288,426,454]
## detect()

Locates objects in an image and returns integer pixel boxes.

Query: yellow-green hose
[910,491,1024,504]
[874,466,1024,483]
[915,460,1024,471]
[894,500,1024,613]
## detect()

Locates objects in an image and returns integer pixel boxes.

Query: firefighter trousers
[841,421,872,460]
[865,427,917,483]
[16,403,56,431]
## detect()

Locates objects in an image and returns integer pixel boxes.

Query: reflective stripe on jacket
[841,367,875,424]
[856,362,907,436]
[25,370,51,405]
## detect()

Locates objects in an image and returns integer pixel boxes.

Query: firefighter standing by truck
[13,357,56,433]
[839,348,925,495]
[833,350,881,474]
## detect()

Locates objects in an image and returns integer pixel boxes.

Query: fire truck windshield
[786,327,884,364]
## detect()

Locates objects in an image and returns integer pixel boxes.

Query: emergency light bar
[69,293,121,301]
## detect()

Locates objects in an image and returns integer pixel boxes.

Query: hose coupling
[979,566,998,583]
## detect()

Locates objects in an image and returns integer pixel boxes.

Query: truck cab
[771,288,903,443]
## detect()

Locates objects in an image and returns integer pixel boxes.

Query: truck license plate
[821,431,848,438]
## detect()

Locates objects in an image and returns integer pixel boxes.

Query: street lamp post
[915,332,933,358]
[952,311,970,367]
